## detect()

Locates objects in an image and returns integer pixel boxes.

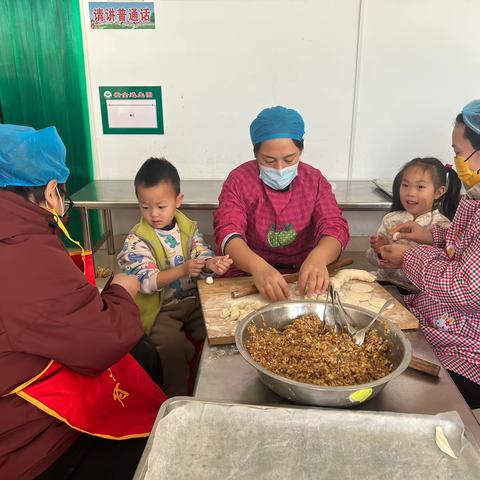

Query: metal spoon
[352,298,395,346]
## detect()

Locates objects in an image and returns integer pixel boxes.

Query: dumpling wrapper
[435,426,457,459]
[348,283,374,293]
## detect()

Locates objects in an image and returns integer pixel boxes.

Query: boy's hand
[183,258,206,277]
[391,221,433,245]
[205,255,233,276]
[370,234,390,253]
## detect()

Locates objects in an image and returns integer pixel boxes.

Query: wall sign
[89,2,155,29]
[99,86,164,135]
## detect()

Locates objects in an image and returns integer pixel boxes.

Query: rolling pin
[408,356,441,377]
[230,258,354,299]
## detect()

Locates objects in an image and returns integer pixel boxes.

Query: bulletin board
[99,86,163,134]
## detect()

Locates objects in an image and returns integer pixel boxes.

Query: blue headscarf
[250,106,305,144]
[462,99,480,135]
[0,124,69,187]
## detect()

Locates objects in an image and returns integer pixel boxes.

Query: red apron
[9,354,167,439]
[5,226,167,439]
[69,248,96,286]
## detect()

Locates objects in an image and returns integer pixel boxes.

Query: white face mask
[258,164,298,190]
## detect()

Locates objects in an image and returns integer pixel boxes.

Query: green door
[0,0,99,242]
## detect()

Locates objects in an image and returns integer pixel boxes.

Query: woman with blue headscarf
[214,106,349,301]
[0,125,166,479]
[379,100,480,409]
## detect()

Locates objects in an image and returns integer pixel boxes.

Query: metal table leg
[103,208,115,255]
[79,207,92,251]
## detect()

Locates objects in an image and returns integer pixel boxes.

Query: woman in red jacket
[0,124,165,479]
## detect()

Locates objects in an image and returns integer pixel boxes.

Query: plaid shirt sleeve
[402,236,480,312]
[312,175,349,249]
[431,223,448,248]
[213,174,248,254]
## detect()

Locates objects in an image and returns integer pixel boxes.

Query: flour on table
[341,292,372,303]
[347,283,374,293]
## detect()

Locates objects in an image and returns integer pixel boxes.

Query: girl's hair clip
[444,163,453,170]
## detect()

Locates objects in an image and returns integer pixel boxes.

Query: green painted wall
[0,0,99,243]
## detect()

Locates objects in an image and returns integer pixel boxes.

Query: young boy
[118,158,232,396]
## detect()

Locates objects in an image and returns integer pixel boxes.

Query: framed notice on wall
[89,2,155,29]
[99,86,164,135]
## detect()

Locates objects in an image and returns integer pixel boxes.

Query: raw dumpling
[368,297,387,310]
[330,269,376,292]
[219,300,265,322]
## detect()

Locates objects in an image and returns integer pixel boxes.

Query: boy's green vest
[131,210,197,334]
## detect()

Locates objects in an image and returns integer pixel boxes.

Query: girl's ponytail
[439,165,461,220]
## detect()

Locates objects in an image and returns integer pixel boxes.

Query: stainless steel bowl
[235,300,412,408]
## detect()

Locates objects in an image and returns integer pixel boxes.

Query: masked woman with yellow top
[379,99,480,409]
[0,125,166,479]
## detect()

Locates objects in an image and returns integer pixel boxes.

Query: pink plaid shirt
[214,160,349,274]
[402,197,480,383]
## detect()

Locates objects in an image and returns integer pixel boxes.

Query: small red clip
[445,163,453,170]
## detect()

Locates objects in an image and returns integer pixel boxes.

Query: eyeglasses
[58,187,75,217]
[63,193,75,217]
[465,150,480,174]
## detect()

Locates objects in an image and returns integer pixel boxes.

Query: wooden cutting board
[197,276,419,346]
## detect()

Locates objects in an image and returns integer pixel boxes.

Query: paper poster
[89,2,155,29]
[99,86,164,134]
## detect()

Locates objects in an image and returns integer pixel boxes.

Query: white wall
[352,0,480,179]
[80,0,480,239]
[80,0,359,180]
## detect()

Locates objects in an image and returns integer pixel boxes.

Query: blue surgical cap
[0,124,69,187]
[462,99,480,135]
[250,106,305,144]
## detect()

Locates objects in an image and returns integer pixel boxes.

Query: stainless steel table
[194,331,480,444]
[71,179,392,254]
[70,180,224,254]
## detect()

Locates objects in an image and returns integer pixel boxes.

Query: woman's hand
[370,234,390,254]
[298,259,329,296]
[205,255,233,276]
[378,244,410,269]
[252,263,290,301]
[111,273,140,298]
[391,221,433,245]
